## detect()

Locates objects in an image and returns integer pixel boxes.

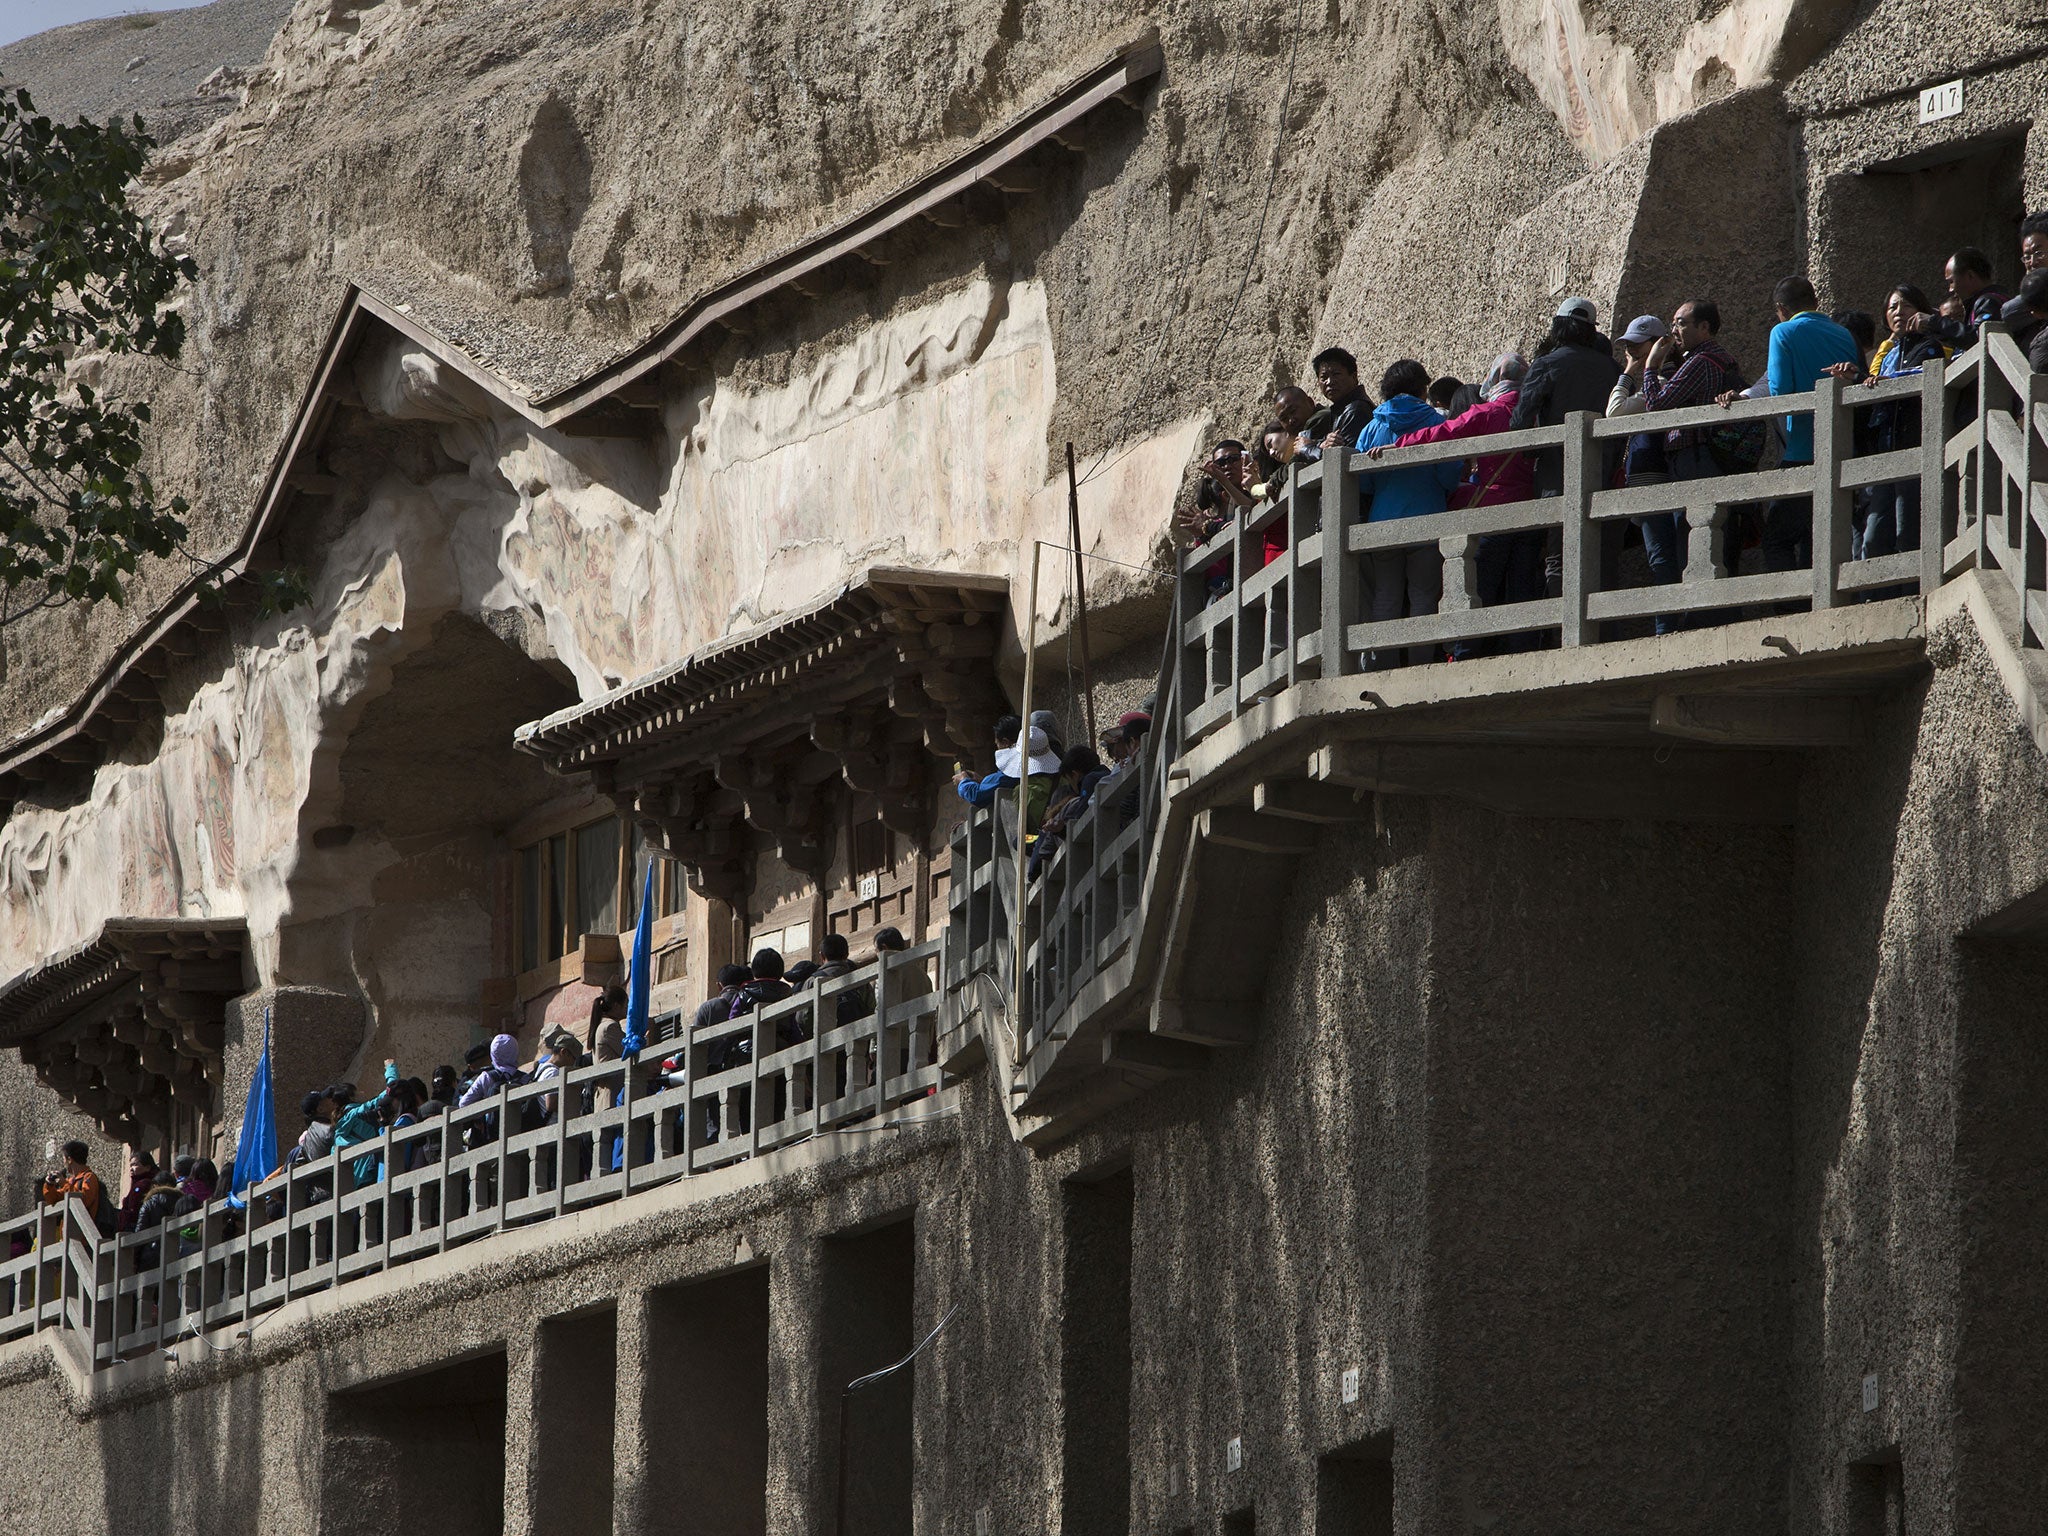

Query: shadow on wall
[323,1351,509,1536]
[276,613,576,1076]
[1820,131,2028,316]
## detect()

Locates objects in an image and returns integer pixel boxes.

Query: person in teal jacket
[1355,358,1465,667]
[332,1059,401,1187]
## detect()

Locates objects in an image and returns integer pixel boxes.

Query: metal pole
[1014,540,1043,1059]
[1065,443,1098,751]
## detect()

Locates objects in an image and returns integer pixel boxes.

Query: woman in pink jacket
[1367,353,1536,656]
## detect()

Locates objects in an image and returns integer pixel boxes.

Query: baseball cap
[1619,314,1667,344]
[1553,296,1598,325]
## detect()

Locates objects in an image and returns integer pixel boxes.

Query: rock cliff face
[0,0,1856,736]
[0,0,1873,1108]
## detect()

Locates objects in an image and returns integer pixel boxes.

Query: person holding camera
[38,1140,104,1224]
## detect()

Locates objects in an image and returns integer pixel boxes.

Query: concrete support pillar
[502,1325,540,1536]
[612,1289,655,1536]
[224,985,366,1158]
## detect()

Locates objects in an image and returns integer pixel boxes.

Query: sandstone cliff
[0,0,1867,739]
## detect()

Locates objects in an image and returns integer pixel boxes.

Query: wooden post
[1064,444,1098,752]
[1558,414,1598,645]
[1014,540,1042,1061]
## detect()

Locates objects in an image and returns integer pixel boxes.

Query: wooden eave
[515,567,1009,777]
[0,917,247,1049]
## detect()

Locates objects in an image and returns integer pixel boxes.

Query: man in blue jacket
[1356,358,1464,668]
[1763,277,1860,575]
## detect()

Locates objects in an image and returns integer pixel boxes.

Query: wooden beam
[1198,807,1319,855]
[1251,779,1374,824]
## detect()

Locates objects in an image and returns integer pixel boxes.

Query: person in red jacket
[115,1150,157,1232]
[1366,352,1535,656]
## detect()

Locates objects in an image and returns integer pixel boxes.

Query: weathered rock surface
[0,0,1863,741]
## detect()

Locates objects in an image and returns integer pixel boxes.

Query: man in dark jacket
[1509,297,1622,496]
[1312,347,1377,450]
[1919,247,2008,347]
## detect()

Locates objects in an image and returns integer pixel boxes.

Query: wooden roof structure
[518,569,1010,899]
[0,918,247,1145]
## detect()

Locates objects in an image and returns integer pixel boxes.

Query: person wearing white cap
[1507,298,1622,601]
[1507,296,1622,500]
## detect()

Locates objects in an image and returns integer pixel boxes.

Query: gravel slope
[0,0,295,137]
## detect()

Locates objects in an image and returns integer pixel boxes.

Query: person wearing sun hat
[955,715,1063,834]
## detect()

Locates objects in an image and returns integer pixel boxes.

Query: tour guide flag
[228,1010,279,1205]
[621,859,655,1057]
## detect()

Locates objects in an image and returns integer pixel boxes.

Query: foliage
[0,87,213,620]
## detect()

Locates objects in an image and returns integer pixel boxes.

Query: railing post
[1812,375,1853,610]
[1558,414,1597,645]
[1921,363,1947,593]
[1438,534,1477,634]
[1283,477,1304,687]
[874,949,894,1105]
[1320,449,1360,678]
[493,1081,511,1231]
[1975,337,1996,574]
[435,1114,453,1254]
[553,1077,571,1216]
[2025,370,2046,647]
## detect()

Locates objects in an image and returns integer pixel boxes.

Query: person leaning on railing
[1509,298,1623,599]
[1761,277,1861,576]
[1916,247,2008,350]
[1827,284,1949,568]
[115,1150,157,1233]
[1354,358,1465,669]
[2005,269,2048,373]
[1364,352,1534,658]
[1998,212,2048,328]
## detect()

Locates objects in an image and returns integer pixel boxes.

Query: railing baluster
[1813,375,1852,611]
[1559,413,1597,645]
[1320,450,1359,679]
[1921,363,1947,593]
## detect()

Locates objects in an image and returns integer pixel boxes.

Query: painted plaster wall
[0,274,1194,1106]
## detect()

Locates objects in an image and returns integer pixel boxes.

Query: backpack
[1696,356,1765,474]
[91,1192,118,1241]
[1704,418,1766,475]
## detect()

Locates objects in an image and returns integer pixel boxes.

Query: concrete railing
[956,330,2036,1090]
[0,941,942,1370]
[8,331,2040,1373]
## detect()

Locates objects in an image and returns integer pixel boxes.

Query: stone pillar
[612,1289,655,1536]
[502,1326,540,1536]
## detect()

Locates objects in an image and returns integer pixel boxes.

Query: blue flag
[621,859,655,1058]
[228,1010,278,1205]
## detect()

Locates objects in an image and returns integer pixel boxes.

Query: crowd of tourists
[21,923,937,1250]
[1181,212,2048,657]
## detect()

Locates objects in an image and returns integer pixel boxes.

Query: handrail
[11,331,2043,1376]
[953,331,2042,1099]
[0,942,946,1370]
